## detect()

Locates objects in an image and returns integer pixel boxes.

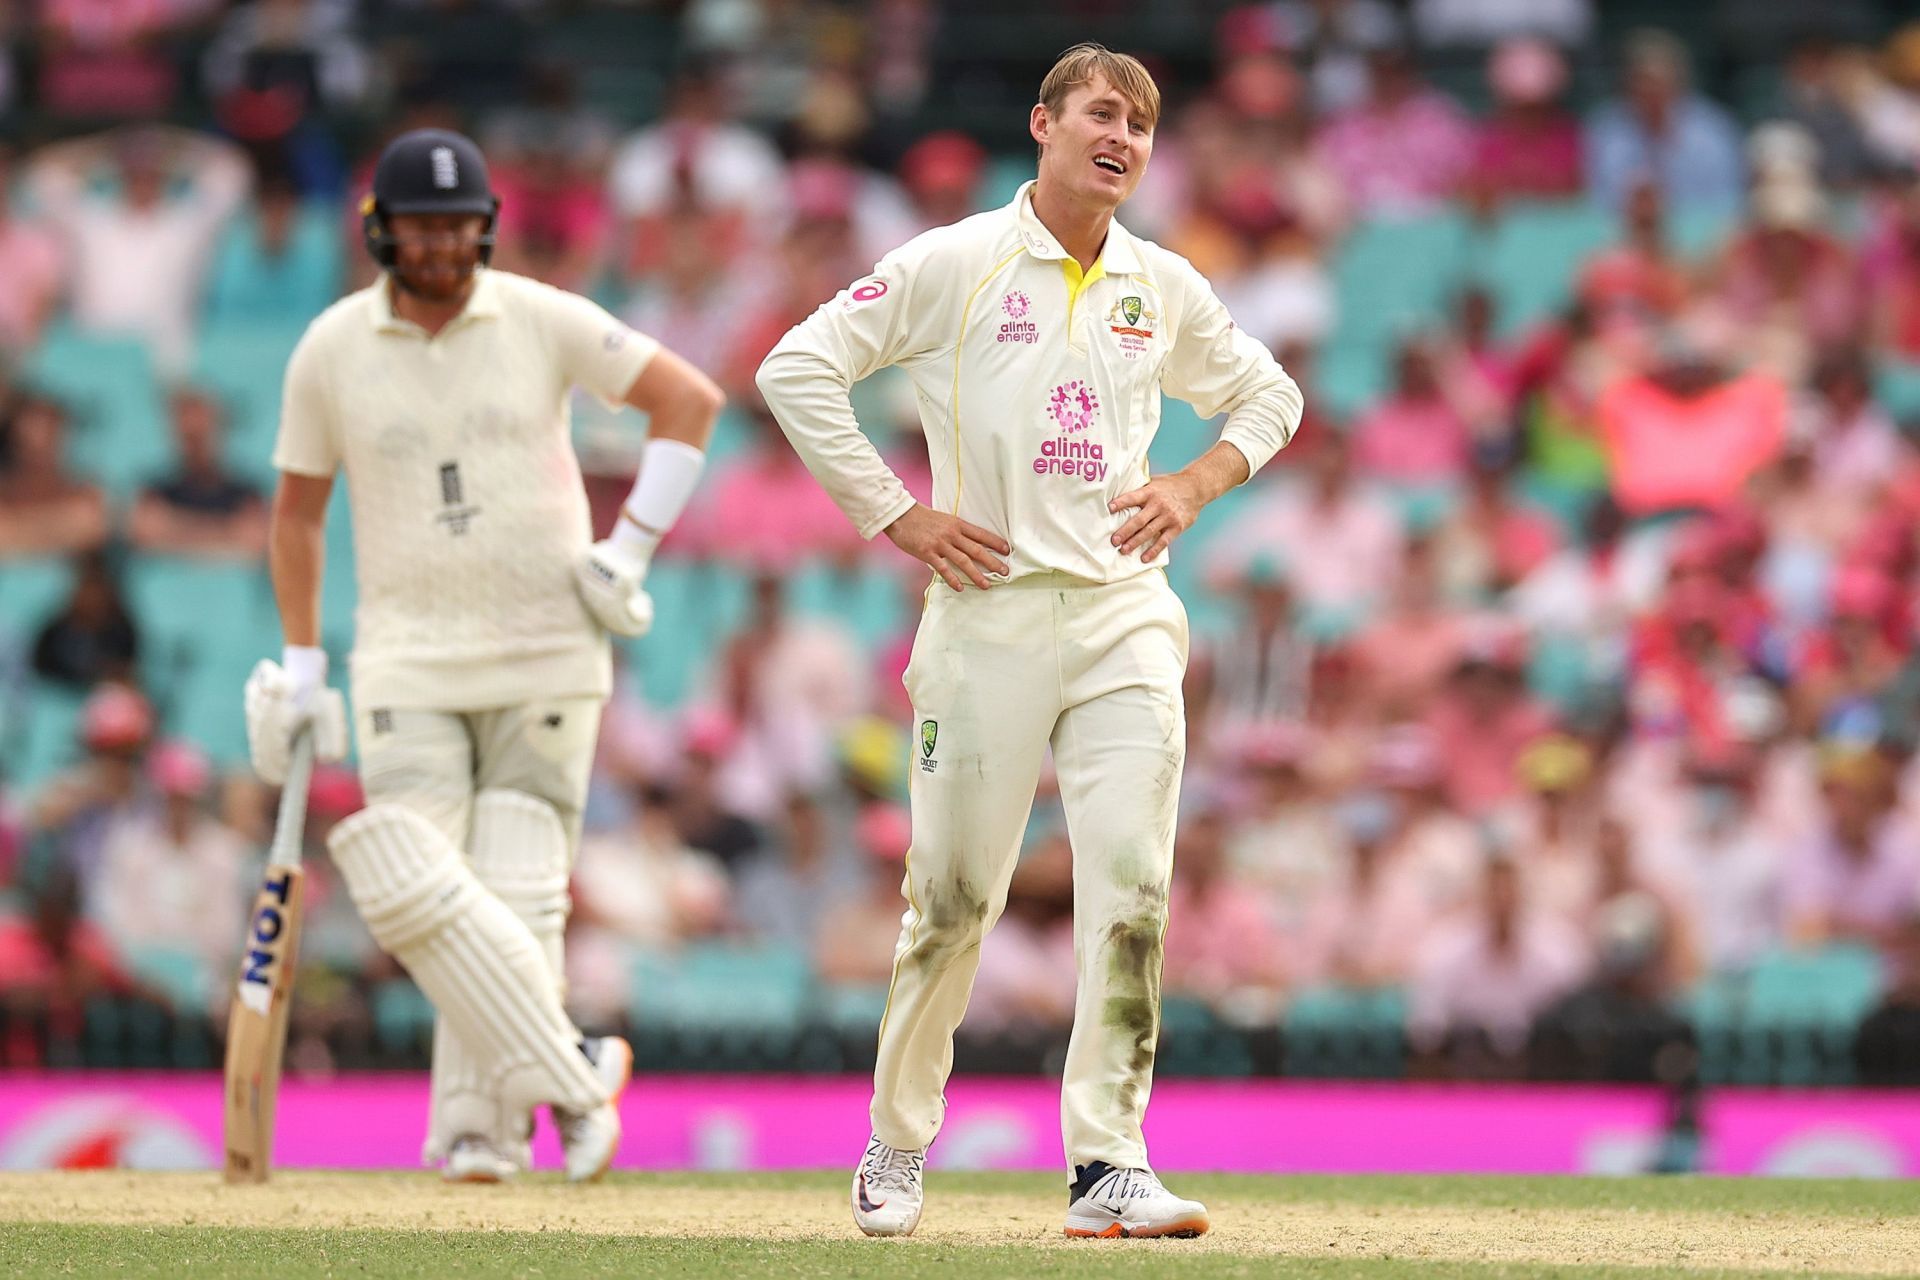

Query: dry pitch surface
[2,1169,1918,1279]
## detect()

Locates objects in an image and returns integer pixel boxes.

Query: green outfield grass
[2,1171,1916,1279]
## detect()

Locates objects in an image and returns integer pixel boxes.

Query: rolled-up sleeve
[1159,258,1304,479]
[754,250,928,541]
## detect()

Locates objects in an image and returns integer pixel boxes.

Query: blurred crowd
[7,0,1920,1083]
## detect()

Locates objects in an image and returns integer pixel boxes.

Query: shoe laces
[1093,1167,1167,1203]
[861,1141,925,1195]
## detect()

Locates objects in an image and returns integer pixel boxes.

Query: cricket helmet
[360,128,499,267]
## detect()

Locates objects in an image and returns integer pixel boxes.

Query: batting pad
[424,790,577,1164]
[470,789,573,977]
[329,805,605,1127]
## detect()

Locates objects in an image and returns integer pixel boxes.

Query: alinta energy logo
[997,290,1037,344]
[1032,380,1107,483]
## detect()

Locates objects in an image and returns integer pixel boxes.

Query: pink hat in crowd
[1489,37,1568,106]
[786,158,859,222]
[681,706,740,759]
[857,803,912,862]
[147,740,211,797]
[1663,577,1727,628]
[1830,564,1898,622]
[1242,721,1311,771]
[80,683,153,753]
[898,131,985,197]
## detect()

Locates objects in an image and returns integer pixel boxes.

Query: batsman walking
[245,128,722,1182]
[757,45,1302,1237]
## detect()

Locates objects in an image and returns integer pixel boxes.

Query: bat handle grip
[269,728,315,871]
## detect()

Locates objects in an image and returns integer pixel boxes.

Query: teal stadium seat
[204,203,344,331]
[1283,985,1408,1079]
[191,320,309,473]
[629,942,813,1063]
[0,557,76,641]
[371,978,436,1059]
[1475,202,1614,336]
[1876,361,1920,426]
[1747,944,1884,1086]
[124,556,276,763]
[25,325,167,500]
[1329,212,1472,356]
[6,680,87,791]
[1684,945,1885,1086]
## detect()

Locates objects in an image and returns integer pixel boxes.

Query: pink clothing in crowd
[1407,912,1589,1054]
[1163,877,1287,997]
[1296,860,1432,988]
[677,455,864,568]
[1425,695,1556,817]
[1210,483,1405,617]
[1352,395,1473,484]
[0,221,64,349]
[1473,115,1584,200]
[1783,819,1920,939]
[1600,372,1789,515]
[1317,91,1476,218]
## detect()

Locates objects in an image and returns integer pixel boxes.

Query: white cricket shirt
[272,268,658,710]
[755,181,1303,582]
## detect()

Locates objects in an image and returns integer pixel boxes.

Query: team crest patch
[920,720,938,772]
[1107,295,1158,358]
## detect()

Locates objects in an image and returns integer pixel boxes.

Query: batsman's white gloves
[244,644,349,784]
[575,539,656,637]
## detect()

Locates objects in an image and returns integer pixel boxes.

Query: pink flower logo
[1048,381,1100,434]
[1002,291,1031,320]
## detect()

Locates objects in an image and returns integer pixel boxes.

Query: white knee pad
[329,804,605,1138]
[422,790,575,1166]
[470,789,572,980]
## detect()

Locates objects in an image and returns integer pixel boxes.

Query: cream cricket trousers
[873,570,1188,1171]
[355,695,603,1161]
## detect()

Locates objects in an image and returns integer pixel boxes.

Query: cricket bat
[223,729,314,1184]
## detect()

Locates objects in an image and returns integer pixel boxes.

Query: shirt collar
[371,267,504,335]
[1010,180,1142,276]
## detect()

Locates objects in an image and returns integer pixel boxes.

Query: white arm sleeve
[1159,257,1305,479]
[754,251,930,541]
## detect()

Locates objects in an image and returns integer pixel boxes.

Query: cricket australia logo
[434,460,482,536]
[996,290,1037,344]
[1032,381,1107,483]
[1107,294,1158,359]
[920,720,938,773]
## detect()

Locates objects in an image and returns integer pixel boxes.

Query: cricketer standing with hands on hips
[244,128,723,1183]
[757,44,1303,1238]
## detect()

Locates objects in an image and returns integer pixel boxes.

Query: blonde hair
[1038,42,1161,131]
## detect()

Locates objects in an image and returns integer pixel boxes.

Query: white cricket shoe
[442,1135,517,1184]
[852,1135,926,1237]
[555,1035,631,1183]
[1063,1162,1210,1238]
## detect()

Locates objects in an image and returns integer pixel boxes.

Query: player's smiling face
[1032,74,1154,209]
[388,212,486,301]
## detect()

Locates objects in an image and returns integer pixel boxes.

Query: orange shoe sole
[1065,1216,1210,1239]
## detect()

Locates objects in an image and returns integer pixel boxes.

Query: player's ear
[1030,102,1051,149]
